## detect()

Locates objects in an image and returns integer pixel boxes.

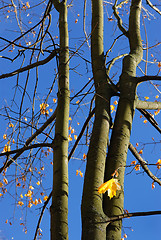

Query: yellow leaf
[76,170,79,176]
[155,95,159,99]
[34,199,38,205]
[3,177,8,184]
[9,123,14,127]
[143,120,147,123]
[134,164,140,171]
[139,149,143,154]
[43,196,48,201]
[131,160,136,165]
[36,181,40,185]
[0,182,3,188]
[83,153,86,159]
[69,117,72,120]
[18,201,24,206]
[20,194,23,198]
[71,129,74,134]
[53,98,57,103]
[76,100,79,104]
[158,62,161,68]
[26,2,30,8]
[114,100,118,105]
[110,105,115,113]
[154,109,160,115]
[74,135,77,140]
[98,178,121,199]
[3,134,7,139]
[68,135,72,141]
[3,144,10,153]
[0,193,3,197]
[152,181,155,189]
[144,96,149,100]
[79,171,83,177]
[156,159,161,169]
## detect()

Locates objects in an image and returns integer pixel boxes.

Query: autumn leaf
[110,105,115,113]
[83,153,86,159]
[158,62,161,68]
[134,164,140,171]
[74,135,77,140]
[138,149,143,154]
[68,135,72,141]
[154,109,160,115]
[156,159,161,169]
[26,2,30,8]
[18,201,24,206]
[3,134,7,139]
[43,196,48,201]
[144,96,149,100]
[152,181,155,189]
[131,160,136,165]
[36,181,40,185]
[98,178,121,199]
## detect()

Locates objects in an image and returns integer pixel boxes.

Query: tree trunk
[50,1,70,240]
[104,0,143,239]
[81,0,111,239]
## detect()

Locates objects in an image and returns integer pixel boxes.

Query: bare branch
[109,210,161,222]
[136,100,161,110]
[0,50,59,80]
[129,143,161,185]
[146,0,161,15]
[112,0,128,36]
[34,191,52,240]
[137,75,161,83]
[0,143,52,157]
[68,108,95,160]
[138,108,161,134]
[0,109,56,173]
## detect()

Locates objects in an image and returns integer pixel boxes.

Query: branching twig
[138,108,161,134]
[0,50,59,80]
[129,143,161,185]
[146,0,161,15]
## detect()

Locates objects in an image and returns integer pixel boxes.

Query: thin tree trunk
[81,0,111,239]
[50,1,69,240]
[104,0,143,239]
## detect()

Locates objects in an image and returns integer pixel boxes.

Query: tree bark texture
[81,0,111,239]
[50,1,70,240]
[104,0,143,239]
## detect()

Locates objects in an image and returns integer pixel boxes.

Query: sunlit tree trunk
[50,1,69,240]
[81,0,111,239]
[104,0,143,239]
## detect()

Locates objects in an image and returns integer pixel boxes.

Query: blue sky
[0,0,161,239]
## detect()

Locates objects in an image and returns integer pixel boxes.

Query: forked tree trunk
[104,0,143,239]
[81,0,111,239]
